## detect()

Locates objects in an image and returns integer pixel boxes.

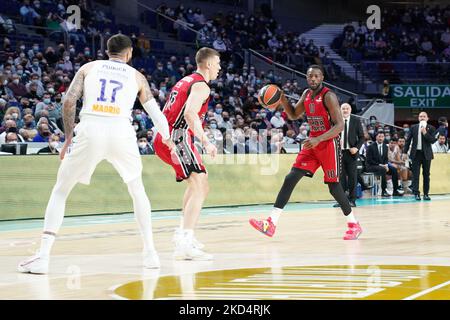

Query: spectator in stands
[0,119,25,144]
[366,132,403,197]
[0,98,7,120]
[37,133,60,154]
[402,123,411,140]
[152,62,168,87]
[247,129,263,154]
[19,113,38,141]
[26,73,44,97]
[233,128,248,153]
[3,107,22,127]
[435,116,448,139]
[32,122,51,142]
[432,134,449,153]
[7,74,27,99]
[397,136,412,192]
[219,111,233,131]
[20,0,41,25]
[0,14,15,34]
[270,109,285,129]
[34,92,53,117]
[137,133,154,155]
[388,137,409,191]
[4,132,19,144]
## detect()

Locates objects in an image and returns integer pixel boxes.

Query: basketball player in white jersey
[18,34,174,274]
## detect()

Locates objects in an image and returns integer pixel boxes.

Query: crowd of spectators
[333,4,450,82]
[1,1,449,158]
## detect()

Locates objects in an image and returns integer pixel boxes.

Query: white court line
[403,280,450,300]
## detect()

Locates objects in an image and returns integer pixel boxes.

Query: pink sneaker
[249,217,276,237]
[343,222,362,240]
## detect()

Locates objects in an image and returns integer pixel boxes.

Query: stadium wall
[1,154,449,220]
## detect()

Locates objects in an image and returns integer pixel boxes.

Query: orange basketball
[258,84,282,109]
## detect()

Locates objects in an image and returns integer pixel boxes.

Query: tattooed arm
[60,63,90,159]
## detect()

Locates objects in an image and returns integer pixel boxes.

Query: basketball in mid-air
[258,84,282,109]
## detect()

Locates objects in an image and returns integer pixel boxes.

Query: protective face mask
[9,140,18,144]
[210,124,217,129]
[138,142,147,149]
[134,125,139,131]
[44,98,51,104]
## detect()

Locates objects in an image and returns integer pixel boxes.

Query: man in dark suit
[366,131,404,197]
[403,112,436,201]
[334,103,364,207]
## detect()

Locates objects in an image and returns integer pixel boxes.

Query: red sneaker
[249,217,276,237]
[343,222,362,240]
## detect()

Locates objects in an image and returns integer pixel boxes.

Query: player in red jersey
[249,65,362,240]
[154,47,220,260]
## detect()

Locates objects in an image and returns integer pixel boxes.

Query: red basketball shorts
[293,137,341,183]
[153,129,206,182]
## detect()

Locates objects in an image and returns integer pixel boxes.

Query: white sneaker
[18,254,49,274]
[172,228,205,249]
[173,233,213,261]
[143,250,160,269]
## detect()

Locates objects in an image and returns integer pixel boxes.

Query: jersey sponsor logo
[309,103,315,113]
[92,104,121,114]
[308,116,327,132]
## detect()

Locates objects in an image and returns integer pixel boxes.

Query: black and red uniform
[293,86,342,183]
[154,72,209,181]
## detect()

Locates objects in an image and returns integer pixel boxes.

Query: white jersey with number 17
[80,60,138,120]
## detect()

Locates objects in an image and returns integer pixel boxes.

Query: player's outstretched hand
[204,142,217,159]
[302,137,320,150]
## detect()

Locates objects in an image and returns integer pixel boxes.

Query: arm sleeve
[142,98,170,140]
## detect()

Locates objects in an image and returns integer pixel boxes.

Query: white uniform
[61,60,142,185]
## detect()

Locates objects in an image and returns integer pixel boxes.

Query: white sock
[270,208,283,225]
[346,212,358,224]
[127,178,155,253]
[179,215,184,229]
[39,233,55,257]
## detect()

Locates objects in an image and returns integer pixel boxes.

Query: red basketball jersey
[303,86,333,138]
[162,72,210,133]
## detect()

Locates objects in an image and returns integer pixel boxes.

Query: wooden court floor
[1,195,450,300]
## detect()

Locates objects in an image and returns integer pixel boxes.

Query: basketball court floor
[1,194,450,300]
